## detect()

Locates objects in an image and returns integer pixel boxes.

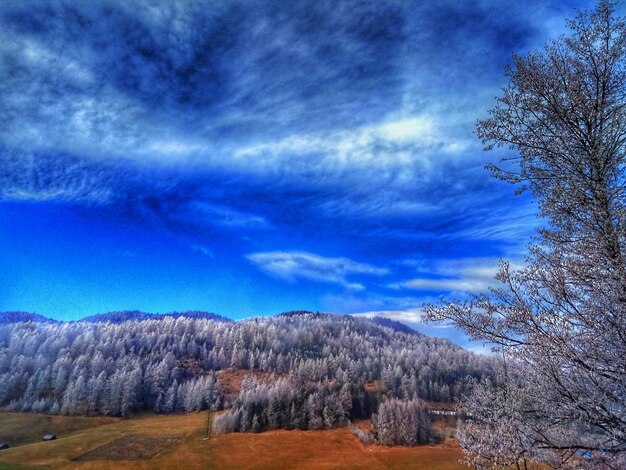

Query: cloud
[464,344,497,356]
[401,277,491,292]
[351,308,498,354]
[0,151,117,204]
[191,245,213,258]
[233,115,470,163]
[0,0,554,173]
[180,202,270,229]
[0,0,573,225]
[444,203,540,249]
[352,307,458,328]
[352,307,425,324]
[246,251,387,289]
[396,257,513,294]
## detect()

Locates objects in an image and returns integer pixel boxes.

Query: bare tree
[425,2,626,468]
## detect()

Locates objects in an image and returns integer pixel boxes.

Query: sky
[0,0,600,349]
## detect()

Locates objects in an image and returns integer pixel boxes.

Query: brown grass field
[0,412,465,470]
[0,413,119,448]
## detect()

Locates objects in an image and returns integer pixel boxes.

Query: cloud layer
[0,0,600,324]
[396,257,505,293]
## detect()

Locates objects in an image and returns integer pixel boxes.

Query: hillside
[0,313,490,431]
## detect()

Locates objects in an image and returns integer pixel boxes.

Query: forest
[0,311,490,441]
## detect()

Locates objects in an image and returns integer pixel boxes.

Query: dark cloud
[1,0,410,143]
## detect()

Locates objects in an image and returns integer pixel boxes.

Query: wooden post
[204,408,213,440]
[204,386,214,440]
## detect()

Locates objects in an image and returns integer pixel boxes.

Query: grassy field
[0,414,119,448]
[0,412,465,469]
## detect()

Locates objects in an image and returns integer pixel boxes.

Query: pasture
[0,412,465,469]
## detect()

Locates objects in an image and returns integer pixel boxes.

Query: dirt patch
[216,368,283,403]
[178,358,209,376]
[364,380,386,392]
[424,401,457,412]
[73,435,180,461]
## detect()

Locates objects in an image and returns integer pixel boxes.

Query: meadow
[0,412,465,469]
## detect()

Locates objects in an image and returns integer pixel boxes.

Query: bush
[351,424,376,444]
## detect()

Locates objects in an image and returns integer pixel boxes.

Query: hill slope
[0,313,491,423]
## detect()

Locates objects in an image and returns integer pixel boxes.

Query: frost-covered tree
[0,312,490,418]
[426,2,626,467]
[372,398,431,446]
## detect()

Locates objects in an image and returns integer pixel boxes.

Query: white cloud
[10,35,94,85]
[402,276,493,292]
[233,115,472,171]
[246,250,387,289]
[372,116,436,143]
[464,343,496,356]
[353,308,424,323]
[398,257,511,293]
[352,307,455,329]
[186,202,269,228]
[147,140,202,156]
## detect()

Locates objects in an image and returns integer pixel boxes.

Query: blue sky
[0,0,598,348]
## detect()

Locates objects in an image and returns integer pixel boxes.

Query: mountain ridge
[0,311,59,324]
[0,310,233,324]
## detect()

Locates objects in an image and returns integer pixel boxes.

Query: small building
[42,434,56,441]
[0,442,9,450]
